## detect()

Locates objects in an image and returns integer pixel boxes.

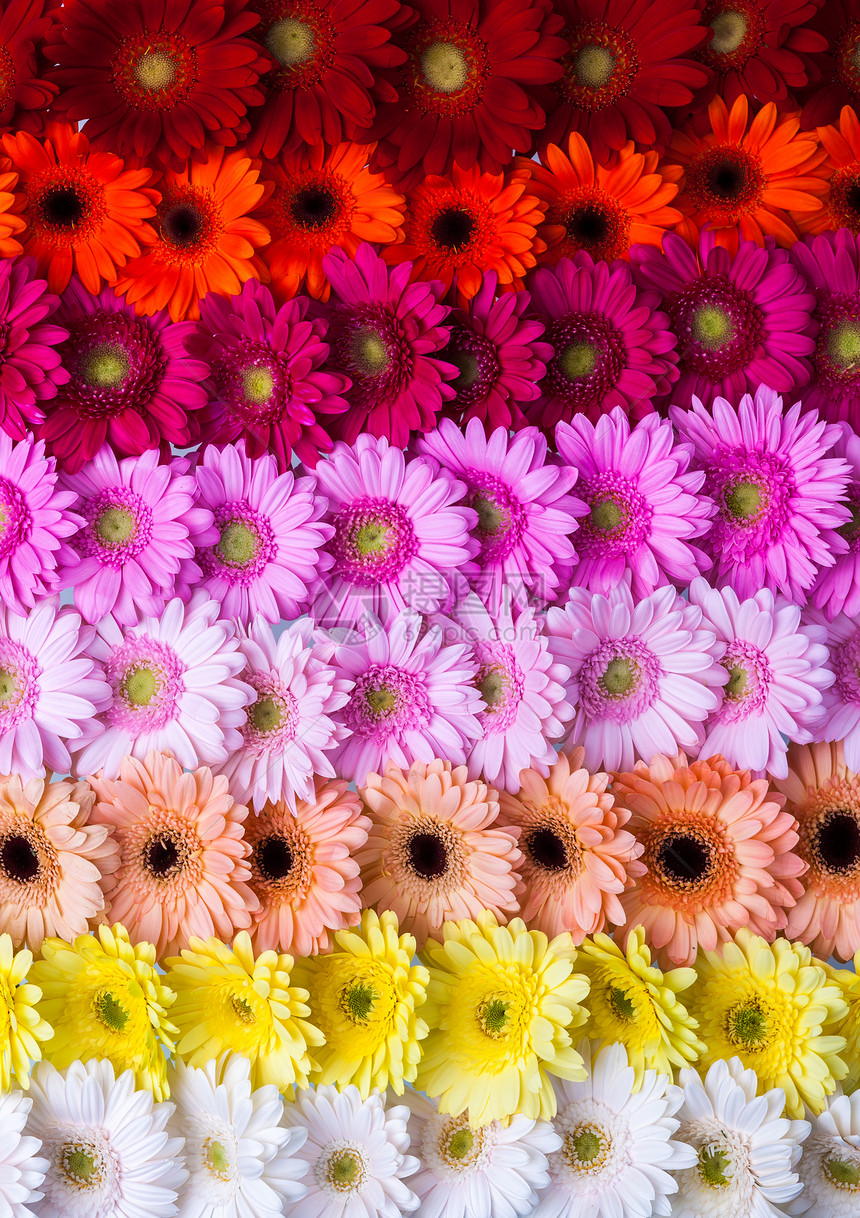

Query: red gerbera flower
[693,0,826,113]
[370,0,567,188]
[800,0,860,128]
[0,0,58,133]
[245,0,409,159]
[1,122,159,294]
[45,0,269,167]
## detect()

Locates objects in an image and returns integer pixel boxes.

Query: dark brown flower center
[41,186,85,228]
[256,834,294,881]
[815,810,860,873]
[656,832,714,885]
[144,833,181,879]
[290,185,338,229]
[525,825,568,872]
[566,204,609,245]
[162,203,204,246]
[431,207,475,249]
[407,830,449,879]
[0,834,40,883]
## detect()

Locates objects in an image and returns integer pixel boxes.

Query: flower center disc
[709,10,748,54]
[559,340,598,380]
[95,507,136,546]
[692,304,734,349]
[825,1155,860,1189]
[135,51,177,91]
[726,997,768,1049]
[698,1144,732,1187]
[420,41,469,93]
[601,656,637,697]
[575,43,616,88]
[0,666,17,703]
[725,479,763,520]
[349,328,389,376]
[122,664,158,707]
[407,829,449,879]
[81,343,130,389]
[241,365,275,404]
[0,834,40,883]
[266,18,317,67]
[255,835,294,881]
[447,1128,474,1160]
[828,320,860,369]
[217,520,260,568]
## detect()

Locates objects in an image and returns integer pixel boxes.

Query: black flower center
[256,835,294,881]
[708,160,747,200]
[847,181,860,214]
[162,203,204,246]
[525,826,568,872]
[407,830,448,879]
[144,834,180,878]
[565,205,609,245]
[0,834,40,883]
[290,185,338,229]
[41,185,85,228]
[431,207,475,249]
[816,811,860,873]
[656,833,713,884]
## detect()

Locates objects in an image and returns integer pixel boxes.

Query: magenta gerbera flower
[790,229,860,426]
[71,591,253,779]
[690,576,832,778]
[308,434,475,631]
[811,424,860,619]
[555,407,713,598]
[632,232,816,407]
[0,257,68,441]
[36,278,209,473]
[327,608,482,786]
[418,417,586,607]
[808,607,860,771]
[193,278,352,471]
[57,446,216,626]
[194,440,331,626]
[545,580,726,773]
[527,253,678,430]
[0,432,81,612]
[671,386,851,602]
[442,271,553,431]
[322,243,457,447]
[219,616,351,813]
[435,592,574,792]
[0,597,109,780]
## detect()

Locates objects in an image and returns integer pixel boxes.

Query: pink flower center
[0,640,38,731]
[579,474,652,558]
[0,478,31,561]
[345,664,431,740]
[664,275,762,382]
[330,498,417,587]
[580,638,661,723]
[242,671,299,754]
[445,327,500,409]
[216,342,290,426]
[545,312,625,410]
[106,636,184,732]
[466,471,526,565]
[707,450,790,561]
[817,304,860,388]
[63,312,158,421]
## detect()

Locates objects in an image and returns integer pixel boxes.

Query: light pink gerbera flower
[811,423,860,620]
[218,616,351,814]
[194,440,331,625]
[418,417,586,607]
[555,407,713,598]
[89,751,259,959]
[545,581,726,773]
[0,598,108,780]
[671,386,852,602]
[58,445,216,625]
[327,609,483,787]
[0,431,81,612]
[809,607,860,771]
[690,577,833,779]
[308,434,475,631]
[70,591,253,779]
[435,593,574,793]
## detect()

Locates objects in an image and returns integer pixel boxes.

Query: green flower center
[230,993,256,1024]
[95,990,130,1033]
[249,697,282,733]
[62,1145,100,1186]
[121,664,157,707]
[575,44,616,89]
[828,320,860,370]
[589,497,622,533]
[349,328,389,376]
[447,1129,474,1160]
[206,1139,231,1177]
[266,18,316,67]
[709,11,748,55]
[726,998,768,1049]
[365,687,397,717]
[0,667,17,704]
[81,343,130,389]
[344,982,377,1023]
[473,493,507,537]
[95,507,136,547]
[725,479,763,520]
[477,996,510,1037]
[217,520,260,568]
[609,985,636,1021]
[825,1156,860,1189]
[479,665,508,710]
[135,51,177,91]
[353,521,392,556]
[559,341,598,380]
[329,1151,361,1188]
[699,1144,732,1187]
[692,305,734,348]
[450,349,480,389]
[724,663,748,700]
[420,41,469,93]
[241,365,275,405]
[601,656,637,698]
[571,1128,602,1163]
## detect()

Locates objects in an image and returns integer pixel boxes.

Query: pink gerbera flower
[71,591,253,779]
[193,440,331,625]
[89,751,259,959]
[809,607,860,771]
[418,417,586,607]
[0,432,81,612]
[0,256,67,441]
[219,616,351,814]
[671,386,851,602]
[192,278,352,471]
[308,434,475,631]
[58,446,216,625]
[632,232,815,406]
[545,581,726,773]
[690,577,832,778]
[442,272,552,431]
[322,243,457,447]
[327,608,483,787]
[435,593,574,793]
[528,253,678,429]
[0,598,109,781]
[555,407,713,598]
[811,424,860,619]
[37,278,209,473]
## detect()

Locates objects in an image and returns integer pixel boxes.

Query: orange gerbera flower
[513,134,682,265]
[1,122,158,293]
[0,157,24,258]
[384,164,545,302]
[802,105,860,236]
[663,95,828,252]
[259,140,406,302]
[113,147,271,322]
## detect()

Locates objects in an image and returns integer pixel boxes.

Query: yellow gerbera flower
[687,928,848,1117]
[0,933,52,1089]
[578,927,704,1085]
[164,930,324,1093]
[825,954,860,1092]
[416,911,590,1127]
[31,923,176,1099]
[293,908,428,1097]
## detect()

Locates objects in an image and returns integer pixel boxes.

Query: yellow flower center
[121,664,157,707]
[343,982,377,1023]
[135,51,177,91]
[266,18,316,67]
[81,343,130,389]
[828,320,860,370]
[349,328,389,376]
[473,494,507,537]
[205,1138,231,1180]
[563,1122,611,1173]
[249,697,282,733]
[217,520,260,568]
[325,1147,366,1192]
[601,656,637,697]
[242,365,275,404]
[477,994,512,1038]
[94,989,130,1034]
[479,665,508,710]
[95,507,136,547]
[365,687,397,716]
[692,305,734,348]
[420,41,469,93]
[698,1143,732,1188]
[230,993,257,1024]
[724,663,749,700]
[725,479,763,520]
[559,340,598,380]
[0,667,17,704]
[825,1155,860,1190]
[447,1128,474,1159]
[725,998,768,1050]
[61,1142,104,1188]
[709,11,748,55]
[574,44,616,89]
[353,521,391,556]
[589,497,622,533]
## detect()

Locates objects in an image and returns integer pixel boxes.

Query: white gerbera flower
[534,1040,694,1218]
[405,1090,560,1218]
[0,1090,47,1218]
[167,1054,308,1217]
[672,1056,810,1217]
[797,1090,860,1217]
[283,1084,420,1217]
[25,1058,186,1218]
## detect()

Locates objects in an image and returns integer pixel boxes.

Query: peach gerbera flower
[245,777,370,958]
[512,133,682,265]
[356,759,522,949]
[496,747,644,942]
[802,105,860,236]
[89,750,259,959]
[772,741,860,961]
[0,772,118,950]
[114,146,271,321]
[663,94,828,253]
[1,121,158,293]
[613,753,806,967]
